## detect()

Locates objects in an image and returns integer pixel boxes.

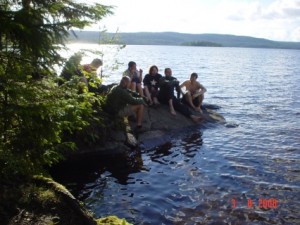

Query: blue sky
[87,0,300,42]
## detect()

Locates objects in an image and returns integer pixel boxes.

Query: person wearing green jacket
[104,76,145,128]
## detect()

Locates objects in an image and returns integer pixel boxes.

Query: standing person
[143,65,162,106]
[158,68,203,123]
[180,72,207,113]
[104,76,145,129]
[123,61,144,97]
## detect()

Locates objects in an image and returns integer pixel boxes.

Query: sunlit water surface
[54,45,300,224]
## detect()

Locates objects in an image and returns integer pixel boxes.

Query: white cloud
[88,0,300,42]
[291,27,300,41]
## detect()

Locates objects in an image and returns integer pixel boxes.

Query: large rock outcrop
[4,176,132,225]
[70,103,225,158]
[131,103,225,149]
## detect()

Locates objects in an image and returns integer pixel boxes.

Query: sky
[87,0,300,42]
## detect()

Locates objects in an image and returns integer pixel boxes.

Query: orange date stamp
[231,198,277,209]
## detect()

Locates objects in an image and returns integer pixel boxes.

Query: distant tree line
[181,41,222,47]
[68,31,300,49]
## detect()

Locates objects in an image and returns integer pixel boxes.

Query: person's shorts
[131,76,141,84]
[118,105,134,117]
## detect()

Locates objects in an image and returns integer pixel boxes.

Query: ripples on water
[54,46,300,224]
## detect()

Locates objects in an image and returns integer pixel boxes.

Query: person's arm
[179,80,187,88]
[170,78,179,87]
[159,77,167,86]
[143,74,150,87]
[193,82,206,96]
[154,74,162,89]
[138,69,143,82]
[179,80,188,95]
[197,82,207,95]
[122,89,144,105]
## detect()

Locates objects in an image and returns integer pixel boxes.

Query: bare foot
[170,109,176,115]
[148,100,153,106]
[153,98,160,105]
[194,107,203,113]
[190,115,204,123]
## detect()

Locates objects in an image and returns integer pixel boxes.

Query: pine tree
[0,0,112,178]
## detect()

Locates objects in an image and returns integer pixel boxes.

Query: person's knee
[184,94,191,101]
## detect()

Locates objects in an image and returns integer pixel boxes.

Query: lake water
[55,45,300,224]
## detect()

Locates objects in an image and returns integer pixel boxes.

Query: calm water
[55,45,300,224]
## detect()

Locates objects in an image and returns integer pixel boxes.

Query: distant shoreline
[68,31,300,50]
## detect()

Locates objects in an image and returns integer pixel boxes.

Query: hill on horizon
[68,31,300,50]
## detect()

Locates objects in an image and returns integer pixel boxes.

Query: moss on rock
[96,216,132,225]
[2,176,131,225]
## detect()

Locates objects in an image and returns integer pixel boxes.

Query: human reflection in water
[105,148,144,185]
[146,130,203,165]
[180,131,203,155]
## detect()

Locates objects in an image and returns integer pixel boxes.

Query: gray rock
[69,102,225,158]
[128,103,225,149]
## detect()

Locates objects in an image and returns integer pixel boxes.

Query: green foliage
[0,0,113,179]
[97,216,133,225]
[0,63,99,177]
[0,0,112,70]
[59,52,113,147]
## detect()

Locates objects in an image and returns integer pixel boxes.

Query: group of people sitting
[104,61,207,130]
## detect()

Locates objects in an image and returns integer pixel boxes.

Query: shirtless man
[158,68,203,123]
[180,73,207,113]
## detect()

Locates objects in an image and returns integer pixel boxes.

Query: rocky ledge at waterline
[70,103,225,158]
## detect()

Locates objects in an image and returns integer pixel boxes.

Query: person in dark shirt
[104,76,145,128]
[143,65,162,106]
[158,68,203,123]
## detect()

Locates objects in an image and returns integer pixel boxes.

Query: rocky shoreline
[4,103,224,225]
[69,102,225,159]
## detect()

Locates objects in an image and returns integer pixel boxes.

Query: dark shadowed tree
[0,0,113,179]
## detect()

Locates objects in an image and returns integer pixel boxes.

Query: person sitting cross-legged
[104,76,145,129]
[158,68,203,123]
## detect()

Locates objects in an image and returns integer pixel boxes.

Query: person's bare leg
[184,92,197,110]
[194,95,204,113]
[169,99,176,115]
[131,82,137,92]
[153,97,160,105]
[136,83,144,97]
[131,104,144,126]
[144,87,153,105]
[199,94,204,105]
